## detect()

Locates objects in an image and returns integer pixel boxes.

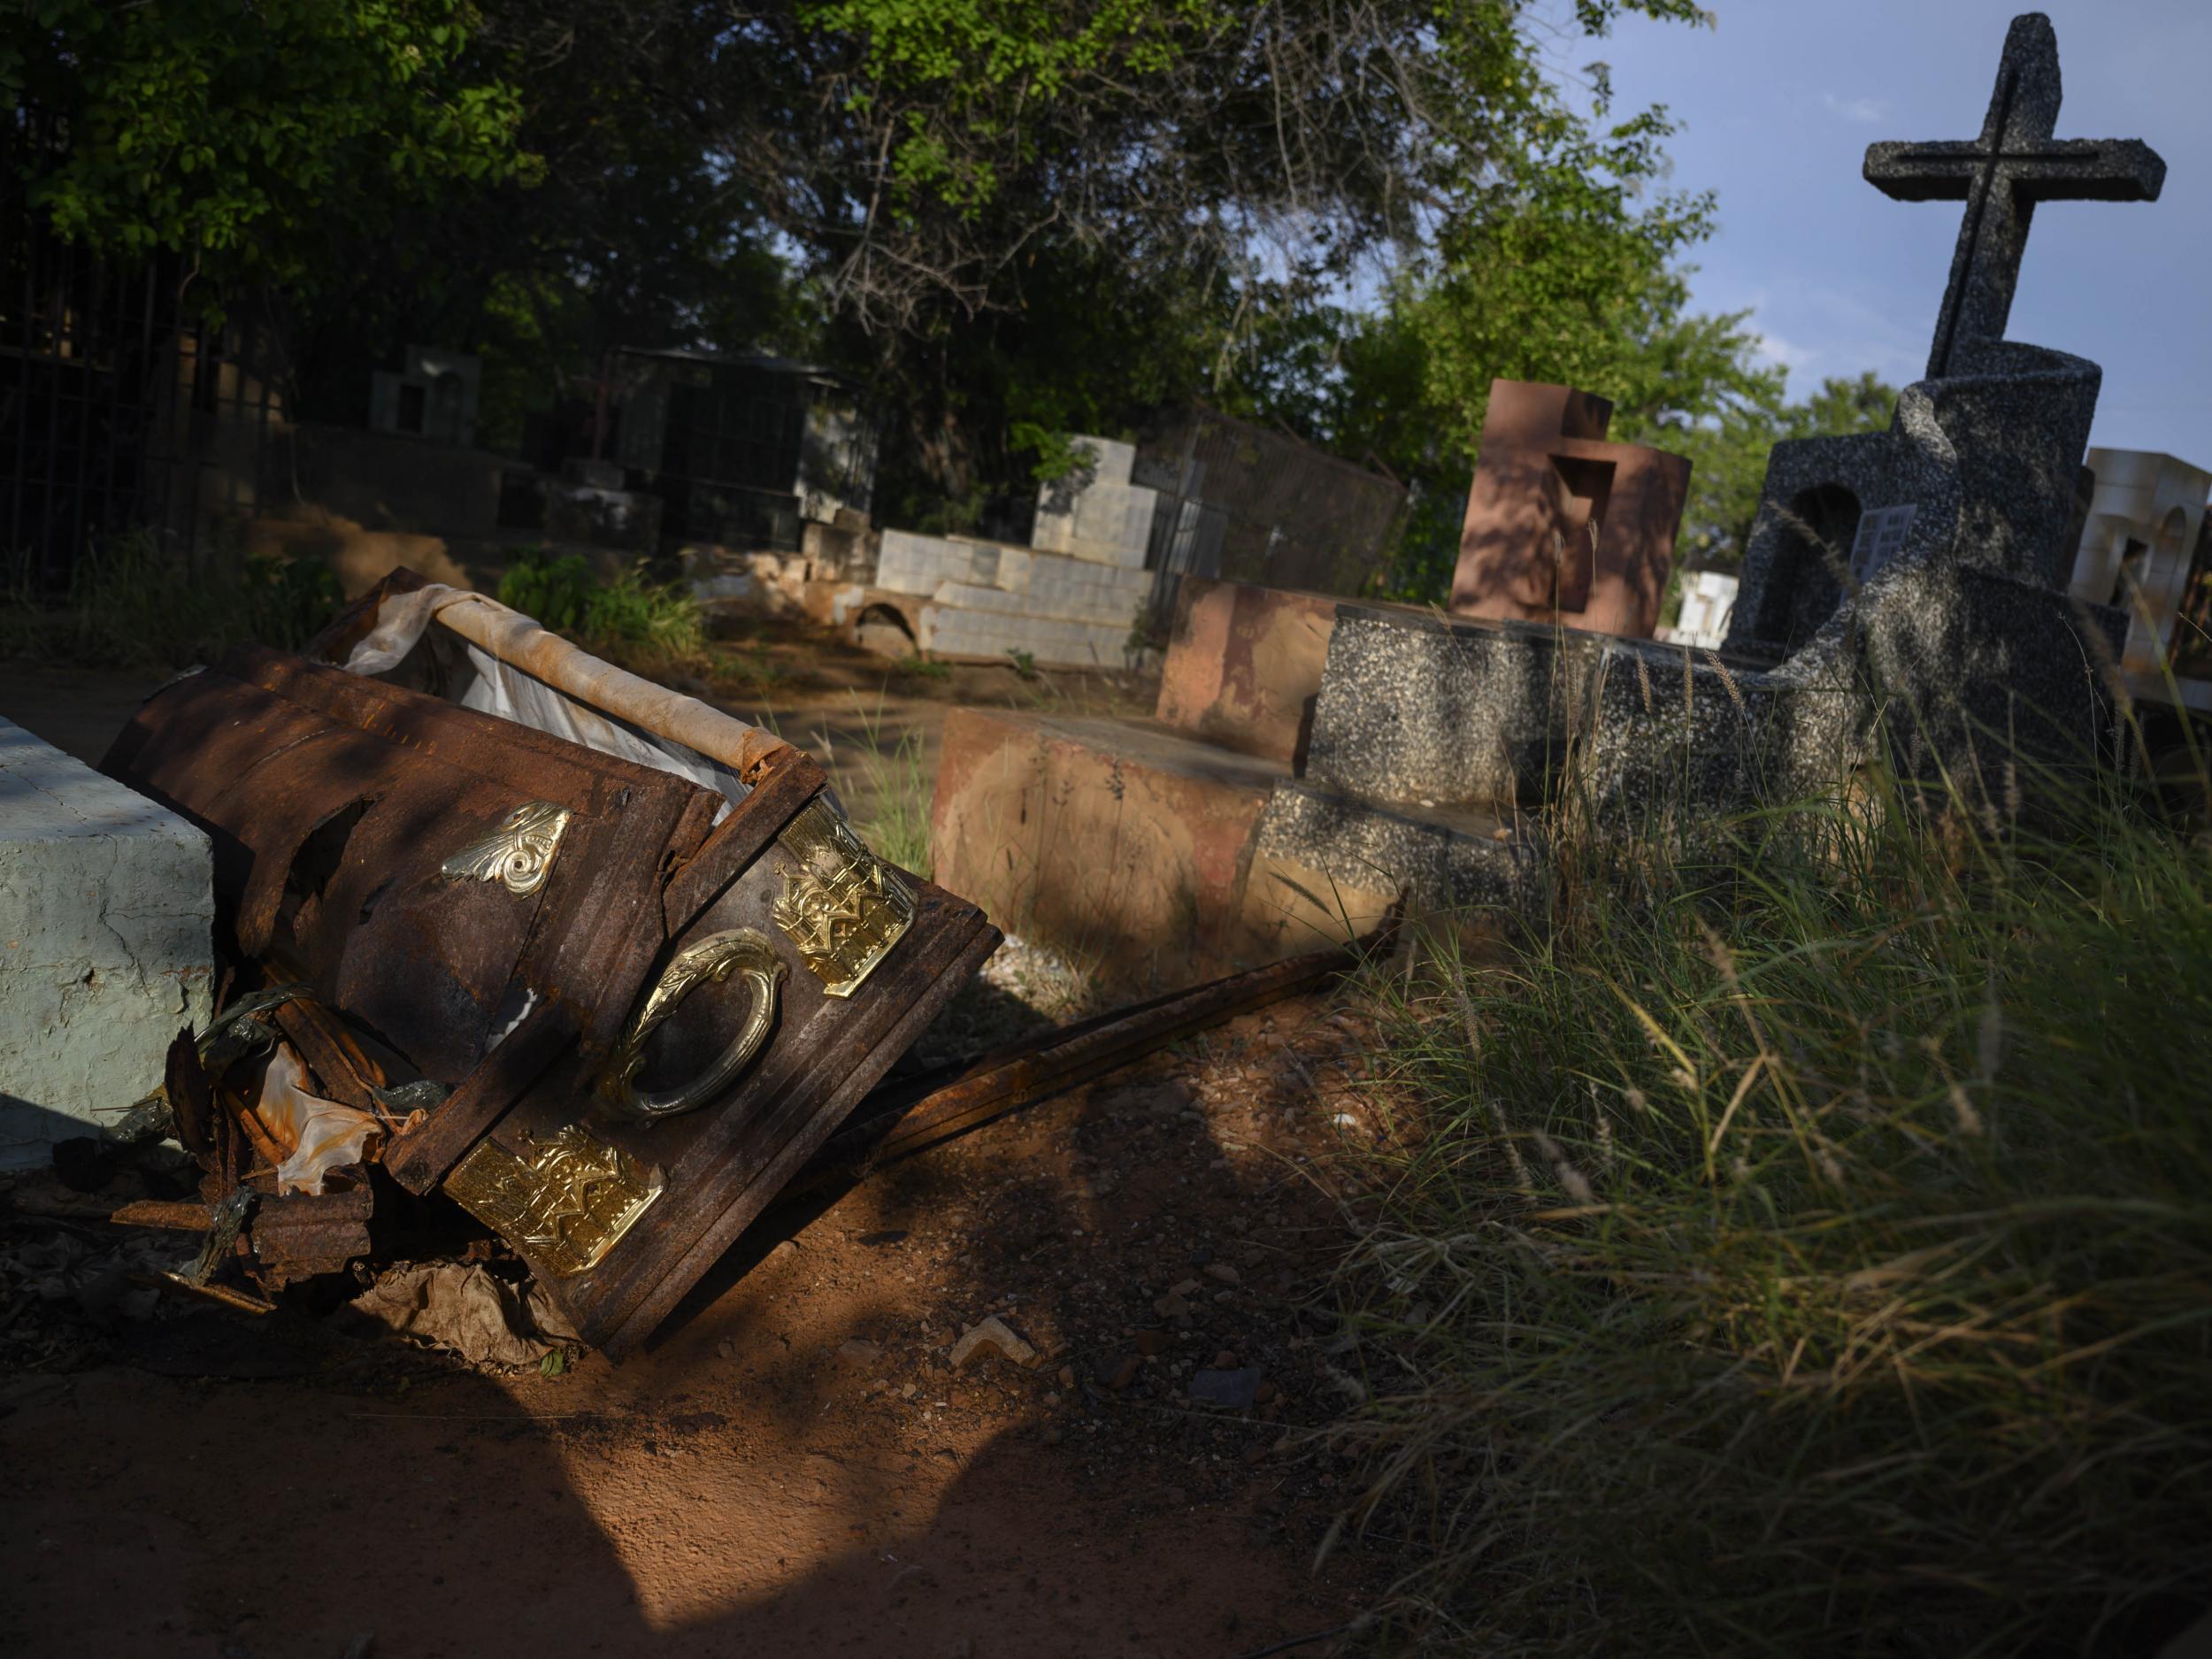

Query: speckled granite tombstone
[1701,12,2161,808]
[940,14,2167,966]
[1257,12,2164,906]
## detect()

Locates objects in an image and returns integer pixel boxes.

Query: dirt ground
[2,1000,1394,1659]
[0,618,1396,1659]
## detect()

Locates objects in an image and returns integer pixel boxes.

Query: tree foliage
[4,0,531,294]
[11,0,1797,557]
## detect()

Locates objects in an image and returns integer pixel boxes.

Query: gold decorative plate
[771,799,916,998]
[439,801,571,896]
[444,1124,662,1278]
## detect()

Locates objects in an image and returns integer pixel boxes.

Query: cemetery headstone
[1450,380,1691,639]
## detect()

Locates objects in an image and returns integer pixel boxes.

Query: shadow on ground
[1,1000,1386,1658]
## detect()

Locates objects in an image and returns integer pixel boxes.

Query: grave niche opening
[1756,483,1862,653]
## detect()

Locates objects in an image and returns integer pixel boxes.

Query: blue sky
[1560,0,2210,463]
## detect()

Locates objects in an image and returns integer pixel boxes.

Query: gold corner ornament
[439,801,572,896]
[598,928,785,1121]
[771,799,915,998]
[444,1124,661,1279]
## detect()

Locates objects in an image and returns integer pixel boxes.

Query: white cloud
[1821,92,1886,125]
[1751,329,1816,373]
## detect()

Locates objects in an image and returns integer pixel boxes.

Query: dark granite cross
[1864,12,2164,380]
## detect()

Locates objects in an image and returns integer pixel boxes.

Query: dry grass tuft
[1331,757,2212,1656]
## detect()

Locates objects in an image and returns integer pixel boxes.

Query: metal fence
[2,118,278,590]
[1131,407,1406,638]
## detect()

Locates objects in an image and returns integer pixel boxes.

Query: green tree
[1264,99,1780,605]
[710,0,1729,515]
[280,0,803,442]
[4,0,532,296]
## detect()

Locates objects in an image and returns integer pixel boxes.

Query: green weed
[807,693,934,879]
[495,549,705,676]
[1,529,341,669]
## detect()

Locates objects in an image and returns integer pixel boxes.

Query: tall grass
[1333,756,2212,1655]
[2,530,341,668]
[811,694,935,879]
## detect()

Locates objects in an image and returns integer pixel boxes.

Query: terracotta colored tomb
[1449,380,1691,638]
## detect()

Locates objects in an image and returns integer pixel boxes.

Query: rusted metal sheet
[801,932,1379,1188]
[244,1163,376,1286]
[103,572,998,1355]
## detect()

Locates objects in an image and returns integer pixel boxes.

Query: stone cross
[1864,12,2164,380]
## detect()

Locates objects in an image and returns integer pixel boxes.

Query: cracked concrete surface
[0,717,214,1165]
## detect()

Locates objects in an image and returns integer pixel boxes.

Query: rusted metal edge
[660,747,829,936]
[796,930,1387,1193]
[139,1273,278,1317]
[300,566,430,664]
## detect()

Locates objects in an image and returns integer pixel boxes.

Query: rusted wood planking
[578,894,1000,1354]
[382,1000,576,1194]
[600,908,1003,1356]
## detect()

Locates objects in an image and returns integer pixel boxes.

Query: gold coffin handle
[599,928,785,1121]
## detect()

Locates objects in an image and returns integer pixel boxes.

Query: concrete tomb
[1450,380,1691,639]
[2062,448,2212,707]
[0,717,215,1168]
[833,435,1159,671]
[936,12,2166,986]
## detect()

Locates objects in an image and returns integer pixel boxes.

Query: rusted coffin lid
[105,607,998,1356]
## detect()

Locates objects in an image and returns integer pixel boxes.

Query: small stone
[1210,1348,1238,1370]
[900,1383,918,1400]
[1056,1365,1076,1389]
[1133,1329,1168,1356]
[716,1339,736,1360]
[1202,1262,1240,1286]
[1187,1367,1263,1410]
[1253,1379,1279,1404]
[1043,1392,1061,1406]
[949,1316,1039,1371]
[1162,1486,1187,1506]
[770,1240,799,1259]
[1190,1245,1215,1267]
[1152,1292,1189,1319]
[836,1339,882,1367]
[1171,1278,1202,1298]
[1241,1442,1270,1466]
[1102,1354,1141,1391]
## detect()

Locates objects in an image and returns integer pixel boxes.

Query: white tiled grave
[0,715,214,1168]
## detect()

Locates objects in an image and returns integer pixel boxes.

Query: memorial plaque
[1849,503,1919,584]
